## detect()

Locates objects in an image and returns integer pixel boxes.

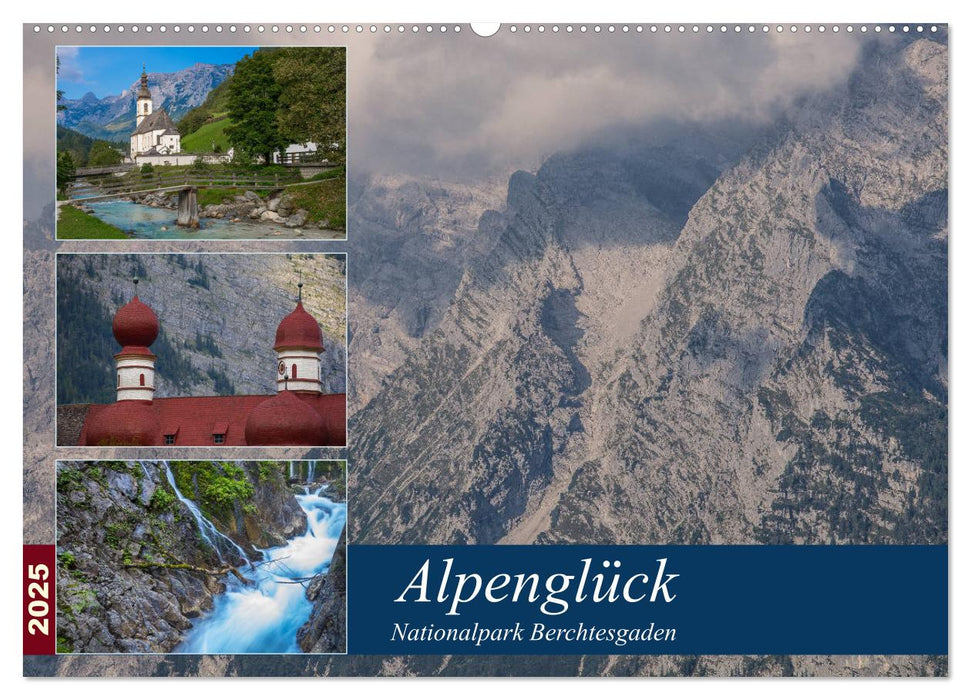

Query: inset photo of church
[56,253,347,447]
[55,46,346,240]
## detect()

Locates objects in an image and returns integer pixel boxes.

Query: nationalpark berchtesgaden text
[390,557,680,647]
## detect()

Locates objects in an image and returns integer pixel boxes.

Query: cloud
[347,31,865,180]
[56,46,85,84]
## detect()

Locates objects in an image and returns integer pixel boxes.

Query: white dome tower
[273,282,324,394]
[111,279,158,403]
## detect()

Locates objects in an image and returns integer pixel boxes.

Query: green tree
[56,55,66,112]
[87,141,123,167]
[56,150,75,194]
[273,48,346,161]
[226,51,287,165]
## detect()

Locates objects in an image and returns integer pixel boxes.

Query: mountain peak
[58,63,235,140]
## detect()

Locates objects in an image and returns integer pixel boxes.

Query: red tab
[23,545,56,655]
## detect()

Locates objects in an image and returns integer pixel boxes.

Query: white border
[8,0,964,696]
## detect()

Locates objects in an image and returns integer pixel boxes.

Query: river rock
[284,209,308,228]
[267,197,281,212]
[243,190,261,202]
[261,210,284,223]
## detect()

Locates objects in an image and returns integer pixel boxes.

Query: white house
[274,142,318,164]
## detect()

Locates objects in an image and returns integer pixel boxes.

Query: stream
[81,200,318,239]
[159,461,346,653]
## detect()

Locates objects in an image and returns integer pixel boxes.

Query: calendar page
[22,21,948,678]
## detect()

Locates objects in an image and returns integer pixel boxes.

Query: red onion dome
[85,401,160,446]
[112,296,159,349]
[274,302,324,352]
[244,390,328,446]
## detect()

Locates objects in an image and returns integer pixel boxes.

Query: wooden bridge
[60,170,305,228]
[74,163,136,177]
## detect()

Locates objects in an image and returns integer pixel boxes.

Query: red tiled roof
[79,392,346,447]
[84,400,161,446]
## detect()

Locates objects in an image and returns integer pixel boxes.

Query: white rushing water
[160,462,251,567]
[175,482,346,653]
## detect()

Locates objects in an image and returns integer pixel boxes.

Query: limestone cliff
[56,253,346,406]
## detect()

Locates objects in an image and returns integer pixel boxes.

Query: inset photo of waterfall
[55,459,347,654]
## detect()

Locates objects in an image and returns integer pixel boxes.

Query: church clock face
[278,361,286,375]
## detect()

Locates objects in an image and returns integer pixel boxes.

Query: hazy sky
[56,46,257,99]
[348,31,868,179]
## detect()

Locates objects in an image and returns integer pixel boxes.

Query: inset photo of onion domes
[55,253,346,448]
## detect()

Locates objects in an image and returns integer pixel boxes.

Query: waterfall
[159,461,251,567]
[175,482,346,653]
[289,461,296,480]
[307,460,315,483]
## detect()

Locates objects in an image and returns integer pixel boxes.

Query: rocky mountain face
[346,174,508,412]
[55,460,304,653]
[297,529,347,653]
[57,253,346,404]
[349,36,947,558]
[58,63,234,142]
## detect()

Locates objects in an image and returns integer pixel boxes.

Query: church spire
[136,65,153,125]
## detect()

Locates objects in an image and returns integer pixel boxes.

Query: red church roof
[79,392,346,447]
[84,400,161,446]
[75,284,345,448]
[274,301,325,352]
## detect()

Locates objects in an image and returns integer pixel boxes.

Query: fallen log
[123,560,252,585]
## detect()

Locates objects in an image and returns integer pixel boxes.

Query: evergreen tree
[56,151,75,194]
[226,51,287,165]
[56,55,65,112]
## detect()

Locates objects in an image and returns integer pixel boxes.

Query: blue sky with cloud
[56,46,257,99]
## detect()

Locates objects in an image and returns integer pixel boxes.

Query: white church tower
[135,66,152,127]
[273,281,325,394]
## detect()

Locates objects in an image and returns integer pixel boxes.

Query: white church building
[130,67,198,166]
